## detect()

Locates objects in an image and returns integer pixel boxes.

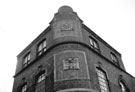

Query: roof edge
[17,26,51,58]
[82,24,121,57]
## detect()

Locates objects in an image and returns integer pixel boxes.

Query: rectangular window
[63,57,79,70]
[37,39,46,56]
[110,53,119,66]
[89,37,99,51]
[23,53,31,67]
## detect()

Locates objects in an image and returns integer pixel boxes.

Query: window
[111,53,119,66]
[23,53,31,67]
[119,81,128,92]
[63,57,79,70]
[37,39,46,56]
[35,71,46,92]
[89,37,99,51]
[96,68,109,92]
[21,84,27,92]
[37,73,46,83]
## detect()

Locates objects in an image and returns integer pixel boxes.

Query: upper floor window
[37,39,46,56]
[35,70,46,92]
[96,68,110,92]
[23,53,31,67]
[21,84,27,92]
[89,37,99,52]
[63,57,79,70]
[110,53,119,66]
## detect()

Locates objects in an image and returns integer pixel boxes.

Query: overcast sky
[0,0,135,92]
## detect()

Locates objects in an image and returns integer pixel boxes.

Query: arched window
[35,70,46,92]
[96,68,110,92]
[21,84,27,92]
[119,80,128,92]
[18,78,27,92]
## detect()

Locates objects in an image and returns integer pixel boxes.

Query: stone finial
[58,5,73,13]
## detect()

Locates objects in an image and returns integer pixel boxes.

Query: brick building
[12,6,135,92]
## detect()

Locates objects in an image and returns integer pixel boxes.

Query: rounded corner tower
[51,6,92,92]
[12,5,135,92]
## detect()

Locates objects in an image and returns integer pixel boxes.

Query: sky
[0,0,135,92]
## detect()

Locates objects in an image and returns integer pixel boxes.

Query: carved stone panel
[54,50,90,82]
[63,57,79,70]
[53,20,82,39]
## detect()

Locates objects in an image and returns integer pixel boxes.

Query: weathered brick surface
[12,6,135,92]
[54,79,91,91]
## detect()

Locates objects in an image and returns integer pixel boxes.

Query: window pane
[99,79,106,84]
[43,47,46,52]
[113,56,117,62]
[24,57,27,64]
[111,53,118,63]
[38,52,42,56]
[41,74,45,80]
[38,40,46,56]
[90,38,93,45]
[100,85,107,90]
[99,81,107,86]
[120,82,127,92]
[37,73,46,83]
[43,40,46,48]
[94,42,98,49]
[28,54,30,61]
[98,73,105,78]
[97,70,105,78]
[96,68,109,92]
[23,53,31,67]
[38,44,42,52]
[38,76,41,83]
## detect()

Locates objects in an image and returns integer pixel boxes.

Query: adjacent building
[12,6,135,92]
